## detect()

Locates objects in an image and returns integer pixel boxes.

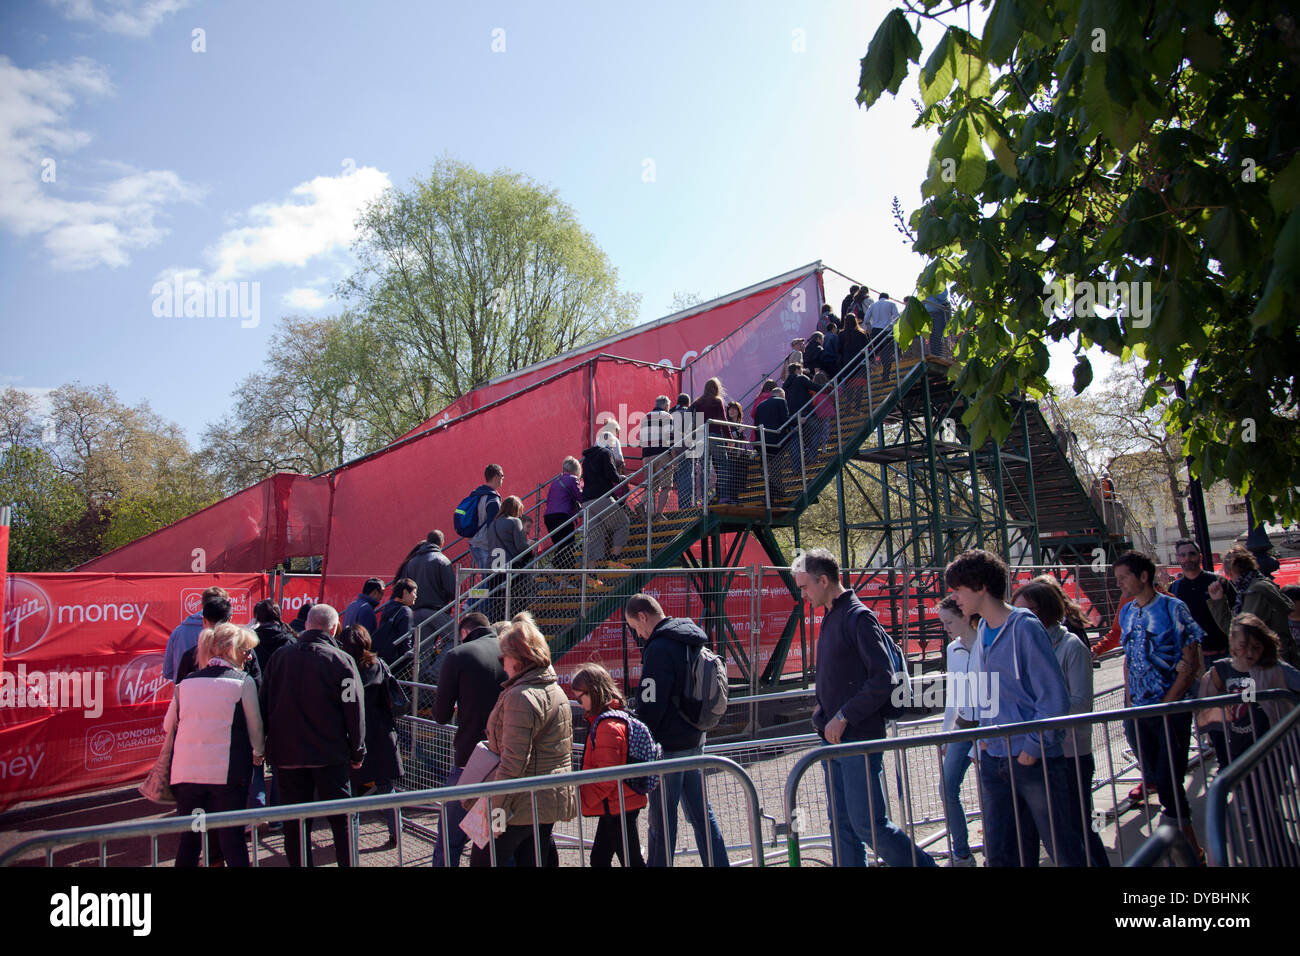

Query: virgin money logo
[180,588,251,620]
[4,578,53,657]
[116,655,168,706]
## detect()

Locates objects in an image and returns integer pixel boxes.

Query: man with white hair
[261,602,366,867]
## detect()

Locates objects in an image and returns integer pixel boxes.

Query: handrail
[0,754,765,869]
[1205,701,1300,867]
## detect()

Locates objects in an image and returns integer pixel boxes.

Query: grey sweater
[1047,623,1094,757]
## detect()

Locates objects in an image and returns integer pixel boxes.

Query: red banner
[0,572,268,812]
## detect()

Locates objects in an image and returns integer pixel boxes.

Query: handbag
[139,697,178,805]
[456,739,501,812]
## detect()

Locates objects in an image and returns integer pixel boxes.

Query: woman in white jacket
[165,622,265,867]
[937,596,980,866]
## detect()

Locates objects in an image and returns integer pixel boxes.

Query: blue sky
[0,0,1100,443]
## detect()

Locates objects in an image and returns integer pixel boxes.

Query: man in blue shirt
[341,578,384,634]
[163,585,228,682]
[1114,550,1205,858]
[945,548,1085,866]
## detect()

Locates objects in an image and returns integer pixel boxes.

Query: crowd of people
[155,532,1297,868]
[791,542,1298,867]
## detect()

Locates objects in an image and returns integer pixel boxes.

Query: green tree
[201,314,376,493]
[857,1,1300,523]
[341,158,639,431]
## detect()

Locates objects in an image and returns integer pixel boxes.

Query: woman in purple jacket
[544,456,583,572]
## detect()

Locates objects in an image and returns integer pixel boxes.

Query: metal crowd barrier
[782,690,1299,867]
[1206,703,1300,866]
[0,755,764,869]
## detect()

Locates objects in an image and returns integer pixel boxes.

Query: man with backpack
[794,548,937,867]
[458,464,505,571]
[624,593,731,867]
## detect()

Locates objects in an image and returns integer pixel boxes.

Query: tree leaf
[982,0,1023,63]
[857,9,922,108]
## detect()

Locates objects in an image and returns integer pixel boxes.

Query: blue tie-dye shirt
[1120,593,1204,705]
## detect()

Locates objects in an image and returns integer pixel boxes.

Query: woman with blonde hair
[165,622,265,867]
[471,614,576,866]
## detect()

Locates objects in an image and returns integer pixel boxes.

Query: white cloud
[0,56,201,270]
[204,166,391,280]
[284,287,328,310]
[46,0,192,38]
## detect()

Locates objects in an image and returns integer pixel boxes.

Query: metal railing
[1206,702,1300,866]
[782,690,1299,867]
[0,755,764,869]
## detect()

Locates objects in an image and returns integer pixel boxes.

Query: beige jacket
[485,664,577,825]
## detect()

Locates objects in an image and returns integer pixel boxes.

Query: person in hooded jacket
[1012,581,1111,867]
[469,613,576,866]
[371,579,418,664]
[573,663,648,867]
[338,624,406,846]
[289,601,314,635]
[624,594,730,867]
[946,549,1085,867]
[398,531,457,620]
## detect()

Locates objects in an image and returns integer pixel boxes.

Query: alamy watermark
[0,665,104,718]
[151,275,261,328]
[1042,274,1150,328]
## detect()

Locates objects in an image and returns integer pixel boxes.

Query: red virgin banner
[0,572,268,812]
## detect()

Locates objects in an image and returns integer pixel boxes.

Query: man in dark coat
[783,363,816,417]
[342,578,384,633]
[371,578,418,664]
[430,612,507,867]
[625,594,730,867]
[261,603,365,867]
[754,388,791,450]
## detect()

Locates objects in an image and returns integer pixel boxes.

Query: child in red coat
[573,664,648,867]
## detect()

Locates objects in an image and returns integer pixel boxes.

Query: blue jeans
[674,454,698,510]
[823,751,937,867]
[979,754,1086,866]
[431,765,470,867]
[940,741,973,859]
[647,746,730,867]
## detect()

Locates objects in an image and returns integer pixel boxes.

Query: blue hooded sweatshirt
[972,606,1071,759]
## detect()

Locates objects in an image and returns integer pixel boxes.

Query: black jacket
[261,629,366,768]
[802,342,825,374]
[754,396,791,446]
[581,444,623,501]
[400,542,457,611]
[812,589,894,743]
[177,641,262,688]
[253,621,296,673]
[371,600,415,663]
[356,658,405,781]
[433,627,507,767]
[840,326,868,366]
[783,372,815,416]
[634,616,710,752]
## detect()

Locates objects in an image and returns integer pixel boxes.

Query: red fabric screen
[0,572,268,812]
[78,474,331,574]
[394,271,812,443]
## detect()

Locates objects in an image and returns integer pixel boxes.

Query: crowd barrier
[7,688,1297,868]
[782,690,1299,867]
[1206,703,1300,866]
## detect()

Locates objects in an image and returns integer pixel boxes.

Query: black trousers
[174,782,248,867]
[544,512,577,570]
[1133,712,1193,825]
[469,822,556,867]
[1061,753,1111,866]
[279,764,354,867]
[590,810,645,867]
